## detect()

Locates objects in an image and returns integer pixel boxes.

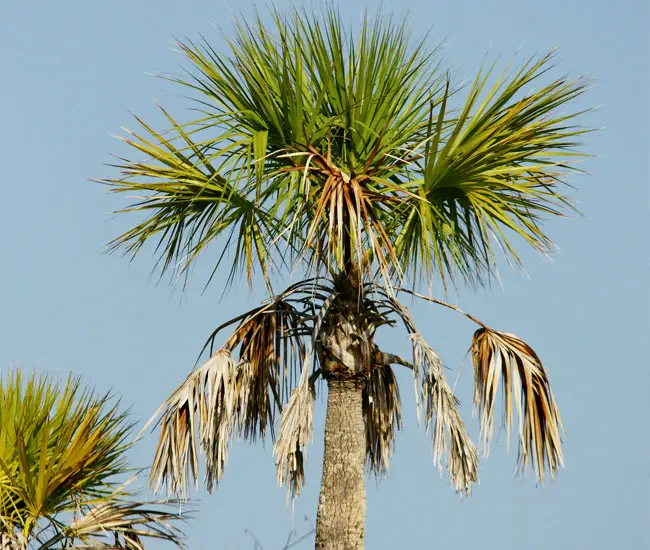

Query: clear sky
[1,0,648,548]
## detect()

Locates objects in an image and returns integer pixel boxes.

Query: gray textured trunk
[314,378,366,550]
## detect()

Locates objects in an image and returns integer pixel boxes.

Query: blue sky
[1,0,647,548]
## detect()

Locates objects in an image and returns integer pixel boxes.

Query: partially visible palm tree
[0,370,187,549]
[102,6,589,549]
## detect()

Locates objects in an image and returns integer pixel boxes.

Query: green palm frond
[102,6,445,288]
[0,370,186,549]
[104,107,277,289]
[101,3,588,511]
[0,371,131,536]
[395,53,590,287]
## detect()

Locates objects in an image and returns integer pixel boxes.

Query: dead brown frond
[67,499,187,549]
[147,280,331,500]
[383,295,479,495]
[273,364,315,501]
[272,286,341,501]
[363,365,402,475]
[149,350,236,496]
[198,279,329,445]
[471,328,564,485]
[412,333,479,495]
[223,299,307,441]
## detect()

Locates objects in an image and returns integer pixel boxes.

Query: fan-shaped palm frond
[471,328,564,484]
[103,6,588,292]
[394,53,590,288]
[0,370,186,549]
[100,9,587,545]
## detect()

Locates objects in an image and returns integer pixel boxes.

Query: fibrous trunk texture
[314,378,366,550]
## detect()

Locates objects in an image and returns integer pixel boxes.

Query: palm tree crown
[101,5,589,548]
[107,8,587,290]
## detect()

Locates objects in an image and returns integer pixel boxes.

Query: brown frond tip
[363,365,402,475]
[471,328,565,485]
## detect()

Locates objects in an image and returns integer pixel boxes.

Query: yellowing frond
[0,369,186,548]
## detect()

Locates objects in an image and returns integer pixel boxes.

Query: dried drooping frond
[412,334,479,495]
[381,295,478,494]
[222,299,306,440]
[199,279,329,443]
[471,328,564,484]
[390,287,565,486]
[272,284,341,500]
[273,365,315,501]
[363,365,402,475]
[148,280,333,500]
[66,499,186,549]
[149,351,236,496]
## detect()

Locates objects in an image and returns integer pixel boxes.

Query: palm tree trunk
[314,378,366,550]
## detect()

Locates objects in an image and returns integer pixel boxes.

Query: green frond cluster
[102,5,589,290]
[0,370,185,549]
[397,55,589,285]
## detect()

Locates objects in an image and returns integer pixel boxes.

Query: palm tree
[102,6,589,549]
[0,370,187,549]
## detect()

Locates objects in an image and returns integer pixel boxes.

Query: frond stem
[397,288,489,329]
[374,349,414,370]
